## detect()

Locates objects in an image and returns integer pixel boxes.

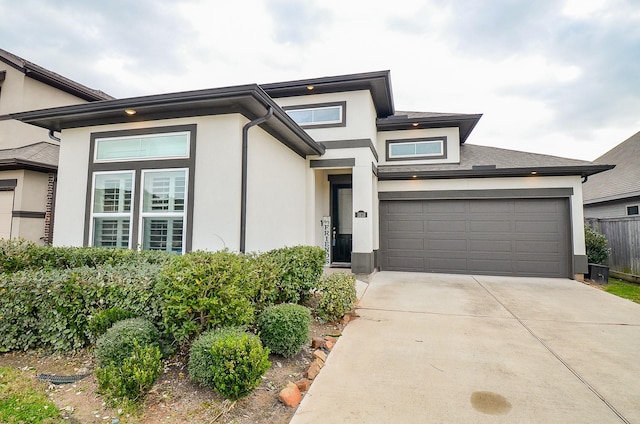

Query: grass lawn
[0,367,61,424]
[605,278,640,304]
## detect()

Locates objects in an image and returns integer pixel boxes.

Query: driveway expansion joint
[472,276,631,424]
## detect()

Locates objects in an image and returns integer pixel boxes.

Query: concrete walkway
[290,272,640,423]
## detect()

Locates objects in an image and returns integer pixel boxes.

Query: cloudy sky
[1,0,638,160]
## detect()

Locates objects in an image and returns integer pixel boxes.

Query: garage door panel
[516,240,561,254]
[387,202,424,214]
[388,256,424,269]
[380,198,570,277]
[469,240,512,253]
[387,238,424,250]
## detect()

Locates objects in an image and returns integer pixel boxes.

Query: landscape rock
[311,337,324,349]
[325,339,334,350]
[278,382,302,407]
[305,358,324,380]
[312,349,327,363]
[295,378,312,392]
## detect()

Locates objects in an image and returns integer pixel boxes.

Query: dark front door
[331,183,352,264]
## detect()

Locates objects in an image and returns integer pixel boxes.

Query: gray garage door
[379,198,571,277]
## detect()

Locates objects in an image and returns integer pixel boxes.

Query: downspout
[48,130,61,142]
[240,106,274,253]
[582,175,588,183]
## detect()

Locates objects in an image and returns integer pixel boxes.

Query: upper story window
[95,132,190,162]
[284,101,346,128]
[627,205,639,216]
[386,137,447,161]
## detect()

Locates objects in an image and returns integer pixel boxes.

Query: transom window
[284,101,346,128]
[95,132,190,162]
[387,137,447,161]
[87,125,195,253]
[627,205,639,216]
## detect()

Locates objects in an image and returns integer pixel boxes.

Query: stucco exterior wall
[245,123,308,252]
[378,175,587,256]
[0,64,89,148]
[53,114,308,252]
[376,127,461,165]
[273,90,378,142]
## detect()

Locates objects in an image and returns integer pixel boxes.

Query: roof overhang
[377,113,483,143]
[584,190,640,205]
[1,85,324,158]
[377,164,615,181]
[261,70,394,118]
[0,158,57,173]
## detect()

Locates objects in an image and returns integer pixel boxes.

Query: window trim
[89,170,135,249]
[84,124,197,251]
[385,137,448,161]
[283,101,347,129]
[627,204,639,216]
[94,131,191,163]
[138,168,189,254]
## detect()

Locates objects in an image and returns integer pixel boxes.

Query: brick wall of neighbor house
[44,173,55,244]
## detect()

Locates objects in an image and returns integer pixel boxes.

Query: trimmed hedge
[0,263,164,352]
[257,304,311,357]
[0,244,326,352]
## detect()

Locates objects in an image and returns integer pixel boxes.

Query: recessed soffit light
[124,109,137,116]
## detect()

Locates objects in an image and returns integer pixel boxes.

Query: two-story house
[3,70,612,278]
[0,48,111,243]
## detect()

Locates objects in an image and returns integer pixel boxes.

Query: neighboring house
[0,48,111,243]
[3,70,612,279]
[583,130,640,218]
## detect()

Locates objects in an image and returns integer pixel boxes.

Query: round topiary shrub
[88,307,137,341]
[257,304,311,357]
[188,327,270,400]
[315,273,357,323]
[94,318,161,367]
[95,341,163,404]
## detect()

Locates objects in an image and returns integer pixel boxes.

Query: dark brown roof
[0,48,113,101]
[1,85,324,158]
[0,141,59,172]
[262,70,394,118]
[378,111,482,143]
[378,143,613,180]
[583,130,640,204]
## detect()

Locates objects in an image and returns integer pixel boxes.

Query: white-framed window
[90,171,134,249]
[139,169,188,253]
[95,132,190,162]
[627,205,639,216]
[387,138,446,160]
[284,102,346,127]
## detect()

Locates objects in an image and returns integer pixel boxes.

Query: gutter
[240,106,274,253]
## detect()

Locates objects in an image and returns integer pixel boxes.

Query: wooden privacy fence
[586,217,640,276]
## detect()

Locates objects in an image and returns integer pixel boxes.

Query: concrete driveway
[290,272,640,424]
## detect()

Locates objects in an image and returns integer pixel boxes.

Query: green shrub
[157,251,255,345]
[585,225,611,265]
[96,341,163,405]
[88,307,137,340]
[315,273,356,322]
[257,304,311,357]
[188,327,245,389]
[94,318,160,367]
[264,246,326,304]
[0,239,170,273]
[0,262,164,352]
[188,328,270,399]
